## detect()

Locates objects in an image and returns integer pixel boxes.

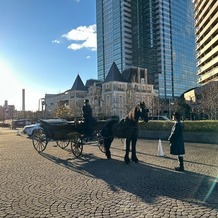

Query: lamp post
[169,99,174,119]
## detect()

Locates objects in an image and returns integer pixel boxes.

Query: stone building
[101,62,153,119]
[0,101,15,120]
[44,74,88,117]
[44,62,154,119]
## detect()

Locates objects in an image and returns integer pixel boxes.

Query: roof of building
[122,67,138,82]
[104,62,126,83]
[85,79,102,88]
[182,81,218,97]
[122,66,148,83]
[71,74,87,91]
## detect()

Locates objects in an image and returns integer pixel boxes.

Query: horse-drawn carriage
[31,101,149,163]
[31,118,106,157]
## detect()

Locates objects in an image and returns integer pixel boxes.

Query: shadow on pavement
[112,143,218,168]
[40,151,218,212]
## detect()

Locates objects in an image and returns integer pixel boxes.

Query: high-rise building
[96,0,197,100]
[194,0,218,85]
[96,0,132,81]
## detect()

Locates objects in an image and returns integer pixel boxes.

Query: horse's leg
[124,138,131,164]
[104,137,113,159]
[131,138,138,163]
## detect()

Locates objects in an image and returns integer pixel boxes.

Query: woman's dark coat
[168,121,185,155]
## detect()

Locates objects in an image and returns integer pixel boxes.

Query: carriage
[32,102,149,163]
[31,118,106,157]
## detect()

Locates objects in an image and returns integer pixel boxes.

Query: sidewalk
[0,128,217,217]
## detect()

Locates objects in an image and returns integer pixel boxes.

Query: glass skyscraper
[96,0,132,81]
[96,0,197,99]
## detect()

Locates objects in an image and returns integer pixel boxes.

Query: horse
[100,102,149,164]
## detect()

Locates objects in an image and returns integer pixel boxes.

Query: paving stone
[0,128,217,217]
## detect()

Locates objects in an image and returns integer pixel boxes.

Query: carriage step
[82,139,98,143]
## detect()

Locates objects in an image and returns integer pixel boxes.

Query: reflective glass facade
[131,0,157,85]
[97,0,132,81]
[156,0,197,99]
[96,0,197,99]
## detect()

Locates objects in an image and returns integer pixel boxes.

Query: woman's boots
[175,156,184,171]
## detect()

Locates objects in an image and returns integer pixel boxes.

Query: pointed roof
[71,74,87,91]
[104,62,126,83]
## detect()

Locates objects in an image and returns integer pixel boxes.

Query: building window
[119,95,123,109]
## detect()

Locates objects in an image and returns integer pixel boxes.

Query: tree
[53,103,75,119]
[199,82,218,120]
[151,96,168,116]
[87,83,102,117]
[125,83,137,114]
[176,96,191,120]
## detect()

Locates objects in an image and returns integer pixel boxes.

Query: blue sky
[0,0,97,111]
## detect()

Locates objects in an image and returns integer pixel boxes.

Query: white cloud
[62,24,96,51]
[52,40,61,44]
[82,33,97,51]
[67,43,83,50]
[86,56,90,59]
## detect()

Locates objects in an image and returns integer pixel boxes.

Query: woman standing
[168,112,185,171]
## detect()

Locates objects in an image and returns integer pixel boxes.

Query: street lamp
[169,100,174,119]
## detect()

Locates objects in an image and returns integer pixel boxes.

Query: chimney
[22,89,25,112]
[4,100,8,107]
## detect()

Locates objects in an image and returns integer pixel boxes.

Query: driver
[82,99,94,137]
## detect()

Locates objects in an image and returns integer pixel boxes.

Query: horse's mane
[126,103,140,121]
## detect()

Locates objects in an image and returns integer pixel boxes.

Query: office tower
[96,0,132,81]
[131,0,157,86]
[194,0,218,85]
[96,0,197,99]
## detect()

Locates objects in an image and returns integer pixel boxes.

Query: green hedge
[139,120,218,132]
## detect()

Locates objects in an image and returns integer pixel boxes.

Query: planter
[139,130,218,144]
[183,132,218,144]
[139,130,170,141]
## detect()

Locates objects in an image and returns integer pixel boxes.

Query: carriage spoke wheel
[56,140,70,149]
[71,133,83,157]
[32,128,48,152]
[97,133,106,153]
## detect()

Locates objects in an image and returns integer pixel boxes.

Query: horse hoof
[106,153,111,159]
[124,155,130,164]
[131,157,138,163]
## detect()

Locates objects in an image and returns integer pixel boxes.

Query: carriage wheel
[32,128,48,152]
[71,133,83,157]
[97,133,106,153]
[56,140,70,149]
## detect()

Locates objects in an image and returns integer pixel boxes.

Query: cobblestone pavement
[0,127,218,218]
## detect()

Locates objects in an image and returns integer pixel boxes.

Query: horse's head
[138,102,149,122]
[127,102,149,123]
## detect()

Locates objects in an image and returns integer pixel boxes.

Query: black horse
[100,102,149,164]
